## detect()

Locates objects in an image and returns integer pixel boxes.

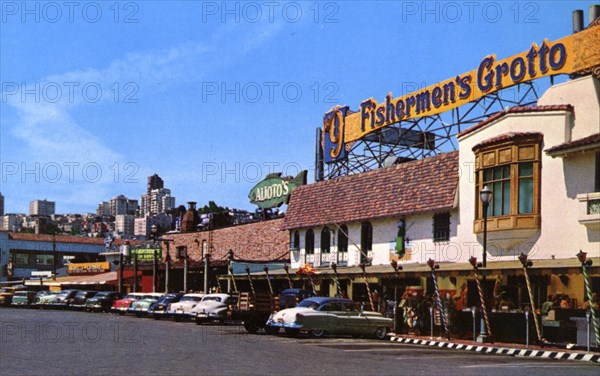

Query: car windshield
[203,296,222,302]
[181,296,202,302]
[14,291,29,296]
[95,292,110,298]
[297,300,321,309]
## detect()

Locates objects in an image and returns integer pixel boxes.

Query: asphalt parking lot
[1,308,598,375]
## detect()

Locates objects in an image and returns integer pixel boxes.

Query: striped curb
[390,336,600,364]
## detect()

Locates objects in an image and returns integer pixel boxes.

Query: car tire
[265,325,278,335]
[310,329,326,338]
[174,316,182,322]
[154,315,160,320]
[195,318,204,325]
[284,328,300,337]
[135,312,142,318]
[244,321,258,334]
[374,327,387,340]
[118,311,124,316]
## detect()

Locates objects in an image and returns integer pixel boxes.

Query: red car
[111,293,145,315]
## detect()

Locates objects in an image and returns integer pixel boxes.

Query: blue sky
[0,0,594,214]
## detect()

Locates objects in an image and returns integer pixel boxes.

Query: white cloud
[2,21,285,213]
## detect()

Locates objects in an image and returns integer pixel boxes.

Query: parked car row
[2,287,394,339]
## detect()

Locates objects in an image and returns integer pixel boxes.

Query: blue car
[149,293,185,319]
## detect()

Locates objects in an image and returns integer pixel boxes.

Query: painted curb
[390,336,600,364]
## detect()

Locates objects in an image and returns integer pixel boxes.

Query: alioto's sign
[323,24,600,163]
[249,171,307,209]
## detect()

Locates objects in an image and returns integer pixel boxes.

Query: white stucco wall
[290,209,459,269]
[538,76,600,141]
[456,76,600,262]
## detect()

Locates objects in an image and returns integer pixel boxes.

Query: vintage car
[0,287,17,306]
[11,291,38,307]
[149,293,184,319]
[85,291,121,312]
[33,290,60,308]
[70,290,98,310]
[49,289,80,309]
[190,293,238,324]
[166,293,205,321]
[128,293,164,317]
[266,297,393,339]
[111,293,146,315]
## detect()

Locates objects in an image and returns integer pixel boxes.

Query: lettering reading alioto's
[254,181,290,202]
[359,41,567,133]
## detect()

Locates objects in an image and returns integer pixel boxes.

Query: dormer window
[473,132,542,232]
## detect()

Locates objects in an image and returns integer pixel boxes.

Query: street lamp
[390,260,403,333]
[105,234,127,295]
[204,252,211,294]
[479,186,492,268]
[150,224,158,293]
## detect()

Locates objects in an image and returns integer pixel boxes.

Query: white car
[166,293,205,321]
[266,297,392,339]
[189,293,237,325]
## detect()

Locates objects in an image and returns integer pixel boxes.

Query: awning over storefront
[242,257,599,280]
[23,271,141,288]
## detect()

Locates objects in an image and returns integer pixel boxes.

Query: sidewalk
[389,333,600,364]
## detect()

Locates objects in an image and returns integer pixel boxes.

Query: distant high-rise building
[110,195,128,216]
[1,214,22,231]
[115,214,135,239]
[148,174,164,193]
[110,195,138,216]
[29,200,55,216]
[127,199,139,216]
[96,201,110,217]
[141,188,175,217]
[0,193,4,216]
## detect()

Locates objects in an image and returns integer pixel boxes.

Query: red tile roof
[282,152,459,230]
[457,105,574,139]
[473,132,544,151]
[8,233,139,246]
[545,133,600,155]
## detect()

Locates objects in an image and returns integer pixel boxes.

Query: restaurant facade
[269,19,600,345]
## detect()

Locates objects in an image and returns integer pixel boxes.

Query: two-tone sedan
[49,289,80,309]
[33,290,60,308]
[190,293,237,325]
[166,293,205,321]
[11,291,37,307]
[111,293,146,315]
[266,297,392,339]
[128,293,164,317]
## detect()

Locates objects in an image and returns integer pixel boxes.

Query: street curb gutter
[390,336,600,364]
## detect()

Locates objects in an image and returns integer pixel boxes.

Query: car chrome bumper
[266,320,302,329]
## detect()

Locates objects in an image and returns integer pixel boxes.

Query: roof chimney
[181,202,199,232]
[590,5,600,25]
[572,10,584,33]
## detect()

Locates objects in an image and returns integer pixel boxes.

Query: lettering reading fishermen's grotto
[323,24,599,163]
